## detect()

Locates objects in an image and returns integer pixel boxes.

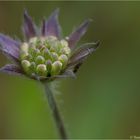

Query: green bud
[45,60,52,73]
[36,64,47,76]
[32,49,40,57]
[51,61,62,76]
[61,46,71,56]
[47,36,57,42]
[30,62,36,72]
[29,37,38,44]
[21,60,31,72]
[59,54,68,68]
[23,54,33,61]
[20,42,29,52]
[40,45,46,52]
[36,40,42,49]
[20,52,29,60]
[40,37,46,42]
[50,40,59,52]
[28,44,35,54]
[44,41,51,49]
[47,36,58,50]
[43,48,51,59]
[51,52,58,62]
[20,43,29,60]
[60,40,68,48]
[35,55,45,64]
[50,45,57,52]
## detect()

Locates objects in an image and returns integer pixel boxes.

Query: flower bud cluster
[20,36,71,78]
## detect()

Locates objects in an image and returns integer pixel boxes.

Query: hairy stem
[43,82,68,139]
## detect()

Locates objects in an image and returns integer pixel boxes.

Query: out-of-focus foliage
[0,1,140,139]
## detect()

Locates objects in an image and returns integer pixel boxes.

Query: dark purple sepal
[68,19,92,50]
[42,18,46,36]
[0,34,20,48]
[0,34,20,60]
[2,50,20,64]
[23,10,37,40]
[0,64,25,76]
[68,42,99,69]
[42,9,61,38]
[54,69,76,79]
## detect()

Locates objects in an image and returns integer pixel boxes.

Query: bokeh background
[0,1,140,139]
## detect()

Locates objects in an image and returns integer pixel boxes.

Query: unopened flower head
[0,9,99,82]
[20,36,70,77]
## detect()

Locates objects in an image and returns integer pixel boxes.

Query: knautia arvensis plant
[0,9,99,139]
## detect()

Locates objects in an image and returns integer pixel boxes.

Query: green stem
[43,82,68,139]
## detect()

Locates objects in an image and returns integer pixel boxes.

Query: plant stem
[43,82,68,139]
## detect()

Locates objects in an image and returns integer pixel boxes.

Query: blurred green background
[0,1,140,139]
